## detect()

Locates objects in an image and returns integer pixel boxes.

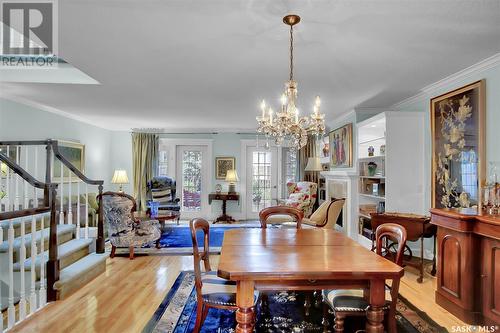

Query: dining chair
[99,191,161,259]
[259,206,304,229]
[189,218,258,333]
[323,223,407,333]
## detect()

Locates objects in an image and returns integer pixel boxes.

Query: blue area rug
[143,271,447,333]
[157,225,243,249]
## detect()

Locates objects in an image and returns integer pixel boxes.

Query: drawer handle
[308,279,317,284]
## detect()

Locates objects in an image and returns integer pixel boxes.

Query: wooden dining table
[217,228,404,333]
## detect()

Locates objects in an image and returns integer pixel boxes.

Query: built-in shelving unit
[356,111,426,247]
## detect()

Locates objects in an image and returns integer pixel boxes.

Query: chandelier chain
[289,25,294,81]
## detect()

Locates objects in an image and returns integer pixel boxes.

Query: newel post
[96,184,104,253]
[46,183,59,301]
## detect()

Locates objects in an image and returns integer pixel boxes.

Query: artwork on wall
[431,80,485,209]
[320,136,330,158]
[329,123,353,168]
[54,140,85,182]
[215,157,235,180]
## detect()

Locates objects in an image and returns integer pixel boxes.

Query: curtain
[132,132,159,211]
[298,135,320,184]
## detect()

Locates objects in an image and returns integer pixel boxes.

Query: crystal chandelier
[256,14,325,151]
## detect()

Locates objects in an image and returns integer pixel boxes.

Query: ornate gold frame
[215,156,235,180]
[329,123,353,168]
[430,80,485,209]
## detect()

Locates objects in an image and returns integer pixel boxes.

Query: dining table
[217,228,404,333]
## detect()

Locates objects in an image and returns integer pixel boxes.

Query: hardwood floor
[9,255,464,333]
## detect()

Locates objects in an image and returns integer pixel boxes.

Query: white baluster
[59,162,64,225]
[6,146,10,212]
[76,181,80,239]
[19,216,27,320]
[29,215,37,314]
[33,148,38,209]
[24,147,29,209]
[14,146,20,211]
[7,219,15,328]
[68,171,72,226]
[38,215,46,307]
[85,184,89,239]
[0,160,4,213]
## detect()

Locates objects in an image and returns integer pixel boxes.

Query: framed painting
[329,123,353,168]
[431,80,485,209]
[215,157,235,180]
[53,140,85,183]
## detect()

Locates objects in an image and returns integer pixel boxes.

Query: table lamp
[225,169,239,194]
[304,157,323,172]
[111,169,129,193]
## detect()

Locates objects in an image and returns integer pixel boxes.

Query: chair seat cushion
[201,271,258,307]
[323,289,391,312]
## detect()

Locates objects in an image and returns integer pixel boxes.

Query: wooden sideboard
[430,208,500,325]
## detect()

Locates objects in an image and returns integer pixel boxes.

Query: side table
[208,192,239,223]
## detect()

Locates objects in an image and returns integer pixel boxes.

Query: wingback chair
[147,176,181,213]
[99,192,161,259]
[283,181,318,218]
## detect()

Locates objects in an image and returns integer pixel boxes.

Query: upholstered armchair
[147,176,181,213]
[281,181,318,218]
[100,192,161,259]
[302,199,345,228]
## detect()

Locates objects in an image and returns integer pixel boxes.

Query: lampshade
[304,157,322,172]
[225,169,239,182]
[111,170,129,184]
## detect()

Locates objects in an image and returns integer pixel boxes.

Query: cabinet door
[481,237,500,325]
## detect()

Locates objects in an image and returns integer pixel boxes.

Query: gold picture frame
[329,123,353,168]
[53,140,85,183]
[430,80,485,209]
[215,157,235,180]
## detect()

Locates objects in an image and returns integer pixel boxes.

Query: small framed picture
[215,157,235,180]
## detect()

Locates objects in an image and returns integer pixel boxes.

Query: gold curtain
[132,132,159,211]
[298,135,319,184]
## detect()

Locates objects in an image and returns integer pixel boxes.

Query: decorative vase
[367,162,377,176]
[368,146,375,157]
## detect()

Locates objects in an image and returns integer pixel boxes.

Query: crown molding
[393,52,500,110]
[1,95,111,130]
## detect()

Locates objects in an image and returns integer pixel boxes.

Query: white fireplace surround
[321,170,358,240]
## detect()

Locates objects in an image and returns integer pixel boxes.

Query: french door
[246,146,278,219]
[176,145,209,219]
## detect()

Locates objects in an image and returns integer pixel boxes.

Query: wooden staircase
[0,140,107,331]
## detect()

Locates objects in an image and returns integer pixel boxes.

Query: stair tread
[0,224,75,253]
[54,253,108,289]
[12,238,94,271]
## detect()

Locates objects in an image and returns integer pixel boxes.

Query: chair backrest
[286,181,318,217]
[147,176,177,204]
[98,191,136,238]
[312,198,345,228]
[259,206,304,229]
[189,218,211,298]
[375,223,407,266]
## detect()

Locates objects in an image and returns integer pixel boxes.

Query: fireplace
[321,171,357,238]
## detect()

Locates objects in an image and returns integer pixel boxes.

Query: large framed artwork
[431,80,485,209]
[329,123,353,168]
[215,157,235,180]
[53,140,85,182]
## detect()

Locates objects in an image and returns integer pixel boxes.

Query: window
[251,151,272,212]
[181,150,202,211]
[282,148,297,195]
[158,150,169,176]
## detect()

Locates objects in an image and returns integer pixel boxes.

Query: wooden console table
[208,192,239,223]
[430,208,500,325]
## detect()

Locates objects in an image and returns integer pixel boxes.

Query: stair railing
[0,150,57,331]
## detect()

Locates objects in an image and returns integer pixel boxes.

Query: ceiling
[1,0,500,131]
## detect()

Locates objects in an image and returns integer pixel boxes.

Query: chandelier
[256,14,325,151]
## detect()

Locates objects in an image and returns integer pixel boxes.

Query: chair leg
[322,302,331,333]
[155,239,161,249]
[388,307,397,333]
[110,245,116,258]
[129,246,134,260]
[193,302,205,333]
[334,313,345,333]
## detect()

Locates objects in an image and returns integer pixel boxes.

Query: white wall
[0,98,112,188]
